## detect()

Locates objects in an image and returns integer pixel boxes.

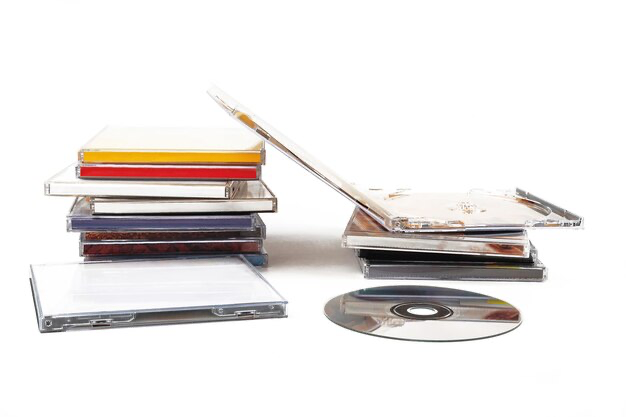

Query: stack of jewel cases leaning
[44,127,276,266]
[207,86,584,282]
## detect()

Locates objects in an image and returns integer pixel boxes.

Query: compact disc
[324,285,521,342]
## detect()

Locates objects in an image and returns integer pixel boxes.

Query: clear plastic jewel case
[208,85,583,233]
[81,251,270,267]
[80,222,267,241]
[89,181,277,215]
[67,198,262,232]
[356,247,546,282]
[46,164,240,199]
[362,187,583,232]
[342,208,530,258]
[79,127,265,165]
[30,256,286,333]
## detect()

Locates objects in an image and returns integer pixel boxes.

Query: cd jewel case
[241,250,268,267]
[324,285,521,342]
[77,164,261,180]
[343,208,530,258]
[356,246,546,282]
[80,237,264,257]
[67,198,262,232]
[362,188,583,232]
[79,127,265,164]
[89,181,277,214]
[30,256,286,332]
[82,225,266,241]
[82,251,270,267]
[208,85,583,232]
[46,164,239,199]
[356,248,533,263]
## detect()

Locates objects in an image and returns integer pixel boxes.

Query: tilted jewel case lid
[208,85,583,233]
[30,256,286,332]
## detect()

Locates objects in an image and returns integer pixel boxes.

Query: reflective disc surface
[324,285,521,342]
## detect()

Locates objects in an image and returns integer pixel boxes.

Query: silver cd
[324,285,521,342]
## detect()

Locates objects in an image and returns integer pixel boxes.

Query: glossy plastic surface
[68,198,261,232]
[89,181,276,214]
[46,164,237,199]
[208,85,583,232]
[343,208,530,257]
[80,127,264,164]
[30,256,286,332]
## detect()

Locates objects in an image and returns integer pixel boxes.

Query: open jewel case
[208,86,583,233]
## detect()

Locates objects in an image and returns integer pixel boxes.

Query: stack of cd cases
[45,127,277,265]
[343,204,551,282]
[33,127,287,332]
[208,85,584,282]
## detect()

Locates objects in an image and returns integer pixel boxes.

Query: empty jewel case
[30,256,286,333]
[46,164,241,199]
[67,198,263,232]
[208,85,583,233]
[88,181,277,215]
[342,208,531,258]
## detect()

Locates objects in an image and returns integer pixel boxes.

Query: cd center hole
[407,306,438,316]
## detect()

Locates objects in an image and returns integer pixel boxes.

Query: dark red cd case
[81,239,263,257]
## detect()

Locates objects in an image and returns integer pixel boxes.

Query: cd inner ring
[391,302,453,320]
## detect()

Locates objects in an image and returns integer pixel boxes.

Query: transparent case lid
[30,256,286,332]
[208,86,583,232]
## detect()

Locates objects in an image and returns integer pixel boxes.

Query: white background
[1,1,624,416]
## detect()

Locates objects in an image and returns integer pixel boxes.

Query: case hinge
[235,310,257,318]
